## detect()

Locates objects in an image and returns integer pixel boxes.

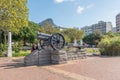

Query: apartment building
[81,21,112,35]
[112,27,116,33]
[116,13,120,32]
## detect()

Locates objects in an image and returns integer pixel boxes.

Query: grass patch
[0,54,5,57]
[86,48,100,53]
[12,50,30,57]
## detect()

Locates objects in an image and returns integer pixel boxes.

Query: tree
[83,30,103,45]
[0,30,4,43]
[12,21,40,45]
[40,22,59,34]
[63,34,71,43]
[0,0,28,33]
[0,0,28,57]
[61,28,84,42]
[105,31,115,37]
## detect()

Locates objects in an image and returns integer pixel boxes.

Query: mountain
[39,18,57,27]
[39,18,68,30]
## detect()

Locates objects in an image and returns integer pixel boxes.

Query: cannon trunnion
[37,32,65,50]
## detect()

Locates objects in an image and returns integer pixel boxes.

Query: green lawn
[86,48,100,53]
[12,50,31,57]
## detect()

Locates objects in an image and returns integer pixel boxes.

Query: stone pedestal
[51,50,67,64]
[24,47,86,66]
[38,49,51,65]
[67,48,87,60]
[24,48,51,66]
[24,50,39,66]
[24,49,67,66]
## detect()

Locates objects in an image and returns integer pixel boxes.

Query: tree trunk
[3,32,7,51]
[23,38,27,46]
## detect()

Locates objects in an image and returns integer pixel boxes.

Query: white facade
[81,26,93,35]
[81,21,112,35]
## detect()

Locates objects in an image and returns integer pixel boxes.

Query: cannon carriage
[37,32,65,50]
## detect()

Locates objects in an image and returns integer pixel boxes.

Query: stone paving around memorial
[0,56,120,80]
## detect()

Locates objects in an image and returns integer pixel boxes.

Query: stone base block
[24,48,87,66]
[51,50,67,64]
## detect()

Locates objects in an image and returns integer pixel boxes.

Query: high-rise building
[81,26,93,35]
[116,13,120,32]
[81,21,112,35]
[112,27,116,33]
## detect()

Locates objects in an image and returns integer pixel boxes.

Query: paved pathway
[0,56,120,80]
[53,56,120,80]
[43,66,95,80]
[0,57,94,80]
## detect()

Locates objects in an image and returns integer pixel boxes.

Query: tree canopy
[12,21,40,45]
[61,28,84,42]
[40,22,59,34]
[0,0,28,33]
[83,30,103,45]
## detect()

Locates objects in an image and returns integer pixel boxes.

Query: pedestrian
[31,44,36,52]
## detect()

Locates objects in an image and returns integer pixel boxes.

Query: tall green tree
[0,0,28,56]
[61,28,84,42]
[40,22,59,34]
[0,0,28,33]
[83,30,103,45]
[12,21,40,45]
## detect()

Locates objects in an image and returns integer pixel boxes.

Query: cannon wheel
[50,33,65,50]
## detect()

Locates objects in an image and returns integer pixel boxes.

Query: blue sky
[27,0,120,28]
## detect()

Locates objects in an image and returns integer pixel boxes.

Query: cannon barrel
[37,32,65,50]
[37,32,51,40]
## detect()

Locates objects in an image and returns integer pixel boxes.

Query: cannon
[37,32,65,50]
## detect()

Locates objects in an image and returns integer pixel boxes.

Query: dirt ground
[0,56,120,80]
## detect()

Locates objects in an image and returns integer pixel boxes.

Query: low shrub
[12,42,23,53]
[0,43,7,57]
[98,36,120,56]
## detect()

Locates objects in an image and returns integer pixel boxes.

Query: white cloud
[54,0,64,3]
[67,0,76,2]
[77,6,84,14]
[113,10,119,14]
[54,0,76,3]
[86,4,94,9]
